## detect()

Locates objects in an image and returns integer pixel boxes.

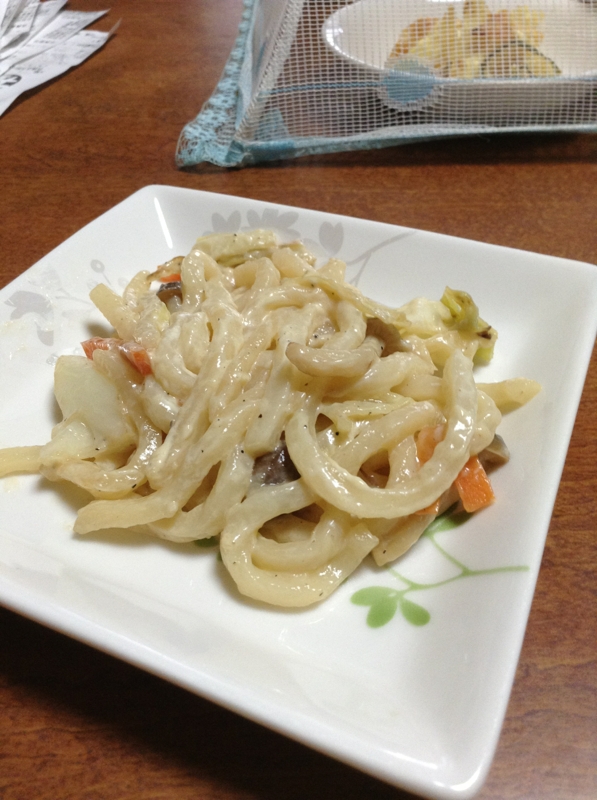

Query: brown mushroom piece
[252,441,300,486]
[156,280,183,304]
[478,434,510,471]
[365,317,403,356]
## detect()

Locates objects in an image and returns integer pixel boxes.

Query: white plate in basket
[1,185,596,800]
[322,0,597,113]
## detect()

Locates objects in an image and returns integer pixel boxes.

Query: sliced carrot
[81,336,152,376]
[416,424,445,464]
[81,336,122,359]
[454,455,495,513]
[119,341,153,375]
[414,425,445,514]
[160,273,181,283]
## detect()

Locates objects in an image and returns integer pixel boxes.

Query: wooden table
[1,2,596,798]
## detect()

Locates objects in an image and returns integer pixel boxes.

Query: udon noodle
[0,230,540,606]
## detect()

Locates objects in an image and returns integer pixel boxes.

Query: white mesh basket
[177,0,597,167]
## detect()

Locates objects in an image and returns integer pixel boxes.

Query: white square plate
[1,185,596,799]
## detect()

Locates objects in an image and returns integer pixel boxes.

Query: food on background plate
[0,230,540,607]
[387,0,560,78]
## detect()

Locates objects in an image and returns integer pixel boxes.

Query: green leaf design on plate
[368,596,399,628]
[400,598,431,626]
[423,506,471,535]
[351,587,400,628]
[351,586,395,606]
[350,507,528,630]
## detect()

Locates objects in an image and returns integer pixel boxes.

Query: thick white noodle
[0,229,530,608]
[285,349,477,519]
[220,481,378,607]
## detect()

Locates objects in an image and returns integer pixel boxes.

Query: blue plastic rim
[382,59,438,104]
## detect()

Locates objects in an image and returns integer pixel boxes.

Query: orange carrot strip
[416,424,445,464]
[160,273,181,283]
[119,341,153,376]
[454,455,495,513]
[414,425,446,513]
[81,337,152,376]
[81,337,123,359]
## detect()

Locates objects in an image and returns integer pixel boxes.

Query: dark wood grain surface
[1,2,596,799]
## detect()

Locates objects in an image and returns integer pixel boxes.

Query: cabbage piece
[398,297,452,338]
[440,287,497,363]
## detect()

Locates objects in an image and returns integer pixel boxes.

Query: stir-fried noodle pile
[0,230,540,606]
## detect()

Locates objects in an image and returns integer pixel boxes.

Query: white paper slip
[0,0,39,51]
[0,27,111,115]
[0,0,10,32]
[0,0,27,34]
[0,8,106,74]
[0,0,66,59]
